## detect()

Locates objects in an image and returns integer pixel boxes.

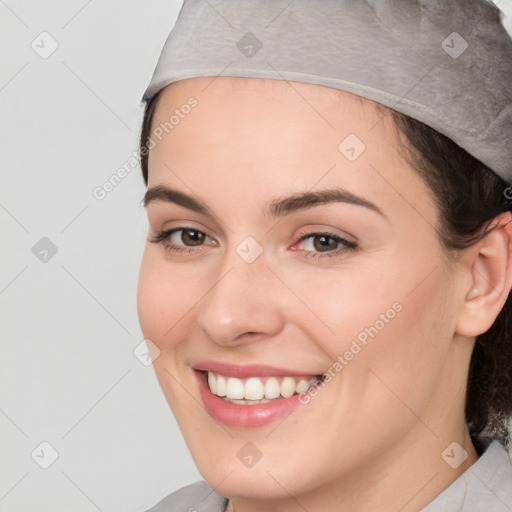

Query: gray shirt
[143,439,512,511]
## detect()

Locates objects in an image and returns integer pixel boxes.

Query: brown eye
[150,227,215,252]
[312,234,340,252]
[296,231,357,258]
[179,229,206,246]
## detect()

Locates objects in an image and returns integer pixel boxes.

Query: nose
[197,255,286,347]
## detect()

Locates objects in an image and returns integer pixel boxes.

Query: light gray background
[1,2,201,511]
[1,1,511,511]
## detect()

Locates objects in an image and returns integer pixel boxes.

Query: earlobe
[456,212,512,337]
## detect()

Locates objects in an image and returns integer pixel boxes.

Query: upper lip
[193,361,321,378]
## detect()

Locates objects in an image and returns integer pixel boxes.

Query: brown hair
[139,92,512,447]
[140,92,161,186]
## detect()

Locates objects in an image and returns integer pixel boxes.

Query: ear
[456,212,512,337]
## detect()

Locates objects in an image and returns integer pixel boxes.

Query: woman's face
[137,77,473,503]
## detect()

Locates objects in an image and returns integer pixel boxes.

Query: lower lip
[195,371,311,428]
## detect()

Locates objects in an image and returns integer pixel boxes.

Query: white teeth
[216,374,227,396]
[206,372,321,401]
[280,377,296,398]
[245,377,265,400]
[264,377,281,399]
[296,379,310,393]
[208,372,217,394]
[226,377,244,399]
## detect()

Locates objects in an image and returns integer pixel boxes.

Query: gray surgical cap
[143,0,512,181]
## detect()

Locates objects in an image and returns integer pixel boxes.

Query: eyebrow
[143,185,385,218]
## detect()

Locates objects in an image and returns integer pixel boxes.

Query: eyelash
[149,227,358,259]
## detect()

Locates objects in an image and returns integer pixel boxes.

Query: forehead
[149,76,399,180]
[154,76,382,122]
[147,76,438,231]
[150,76,396,173]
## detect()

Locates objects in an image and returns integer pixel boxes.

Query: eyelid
[146,204,227,240]
[149,218,216,238]
[293,225,358,245]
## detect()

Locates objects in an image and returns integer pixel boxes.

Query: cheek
[278,262,401,356]
[286,253,456,399]
[136,250,206,412]
[137,249,203,349]
[333,265,457,426]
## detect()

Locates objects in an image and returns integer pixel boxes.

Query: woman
[137,0,512,510]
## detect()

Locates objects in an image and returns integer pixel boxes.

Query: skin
[137,77,512,512]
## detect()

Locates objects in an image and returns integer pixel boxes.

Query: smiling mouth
[201,370,324,405]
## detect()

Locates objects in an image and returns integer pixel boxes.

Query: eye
[295,231,357,258]
[149,227,357,258]
[149,227,216,253]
